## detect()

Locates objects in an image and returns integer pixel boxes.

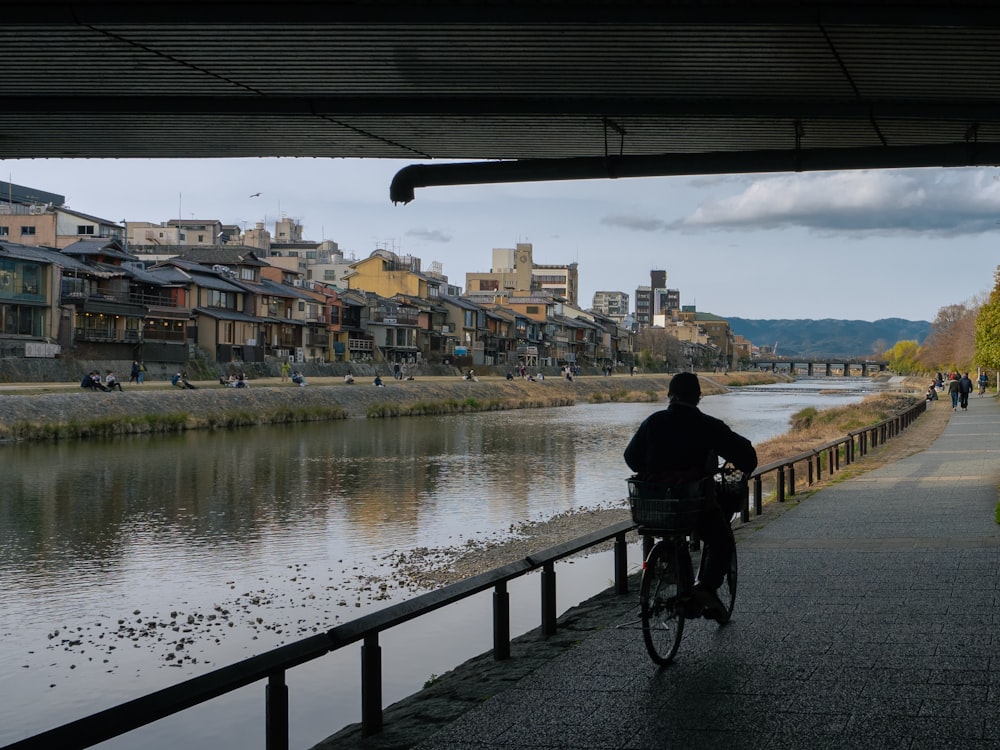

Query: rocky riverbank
[0,372,784,442]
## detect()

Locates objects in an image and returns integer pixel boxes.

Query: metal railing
[740,399,926,519]
[3,522,634,750]
[4,399,927,750]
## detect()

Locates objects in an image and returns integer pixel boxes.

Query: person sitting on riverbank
[373,374,384,387]
[172,372,197,389]
[926,383,938,402]
[291,371,307,387]
[345,371,355,384]
[81,371,109,391]
[104,370,123,391]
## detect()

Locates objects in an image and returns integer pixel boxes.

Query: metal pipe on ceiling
[389,142,1000,203]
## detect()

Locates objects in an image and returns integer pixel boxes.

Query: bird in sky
[249,192,262,198]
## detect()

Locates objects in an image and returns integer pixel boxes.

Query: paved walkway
[410,396,1000,750]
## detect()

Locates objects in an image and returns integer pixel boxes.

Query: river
[0,377,885,749]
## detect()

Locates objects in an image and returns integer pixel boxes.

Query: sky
[3,157,999,323]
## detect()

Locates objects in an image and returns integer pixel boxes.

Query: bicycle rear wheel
[640,540,685,665]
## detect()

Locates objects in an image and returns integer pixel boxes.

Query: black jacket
[624,402,758,480]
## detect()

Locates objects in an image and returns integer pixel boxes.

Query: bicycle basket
[715,471,749,515]
[627,478,706,530]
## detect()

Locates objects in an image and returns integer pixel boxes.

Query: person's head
[668,372,701,405]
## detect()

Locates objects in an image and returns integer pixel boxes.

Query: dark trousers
[960,392,970,409]
[696,501,733,590]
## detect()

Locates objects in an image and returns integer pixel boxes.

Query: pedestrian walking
[959,372,973,410]
[948,373,961,410]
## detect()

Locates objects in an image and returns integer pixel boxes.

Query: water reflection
[0,378,882,747]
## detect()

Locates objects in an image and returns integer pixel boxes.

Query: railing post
[753,475,762,515]
[815,451,823,481]
[788,463,796,497]
[541,561,557,636]
[265,672,289,750]
[493,581,511,660]
[777,466,786,503]
[614,532,629,595]
[807,457,814,485]
[361,633,383,736]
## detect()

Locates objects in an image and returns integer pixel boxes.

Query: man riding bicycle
[624,372,757,622]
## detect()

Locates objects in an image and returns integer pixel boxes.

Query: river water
[0,378,885,749]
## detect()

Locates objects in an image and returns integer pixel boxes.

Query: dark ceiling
[7,2,1000,201]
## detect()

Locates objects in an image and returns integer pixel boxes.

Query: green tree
[975,266,1000,371]
[886,340,922,374]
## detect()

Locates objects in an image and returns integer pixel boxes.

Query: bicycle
[627,466,745,665]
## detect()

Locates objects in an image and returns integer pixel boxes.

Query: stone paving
[322,394,1000,750]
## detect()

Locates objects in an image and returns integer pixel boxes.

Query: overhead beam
[389,142,1000,203]
[10,2,1000,27]
[6,95,1000,121]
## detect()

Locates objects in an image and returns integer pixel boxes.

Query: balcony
[74,327,142,344]
[371,312,419,326]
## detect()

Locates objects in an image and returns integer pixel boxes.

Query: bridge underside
[6,3,1000,200]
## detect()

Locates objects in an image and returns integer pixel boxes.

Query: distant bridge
[751,360,890,377]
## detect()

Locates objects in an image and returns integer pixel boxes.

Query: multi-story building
[465,243,578,305]
[591,290,630,321]
[1,181,124,251]
[635,285,653,328]
[635,270,680,328]
[344,249,443,301]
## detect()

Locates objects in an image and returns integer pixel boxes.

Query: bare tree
[636,327,685,372]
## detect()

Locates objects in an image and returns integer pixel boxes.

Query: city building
[591,290,630,322]
[465,243,579,305]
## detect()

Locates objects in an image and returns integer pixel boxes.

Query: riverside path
[333,394,1000,750]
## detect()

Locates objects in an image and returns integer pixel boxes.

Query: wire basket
[715,471,749,515]
[627,478,707,530]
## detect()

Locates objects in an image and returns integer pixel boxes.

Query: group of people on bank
[80,370,123,392]
[928,370,989,410]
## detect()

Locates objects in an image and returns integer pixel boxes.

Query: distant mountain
[727,318,932,359]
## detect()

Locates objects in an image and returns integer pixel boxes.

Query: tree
[919,301,979,372]
[975,266,1000,371]
[636,328,684,372]
[886,340,922,374]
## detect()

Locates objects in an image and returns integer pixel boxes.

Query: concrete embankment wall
[0,375,686,434]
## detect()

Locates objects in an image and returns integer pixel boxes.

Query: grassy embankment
[749,376,932,504]
[1,405,352,443]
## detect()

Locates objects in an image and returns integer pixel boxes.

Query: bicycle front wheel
[640,540,685,665]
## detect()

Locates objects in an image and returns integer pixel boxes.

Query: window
[20,226,36,236]
[526,306,539,314]
[0,226,8,236]
[207,290,236,310]
[240,268,254,281]
[76,225,95,235]
[197,234,205,242]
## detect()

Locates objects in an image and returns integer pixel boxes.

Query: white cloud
[405,227,452,243]
[674,168,1000,236]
